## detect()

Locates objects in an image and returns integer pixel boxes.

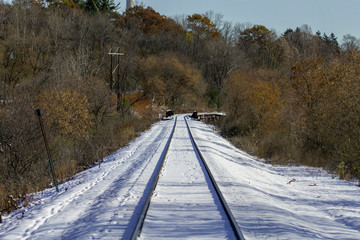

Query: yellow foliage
[137,54,204,110]
[225,69,282,134]
[186,32,193,42]
[247,81,280,116]
[186,14,220,40]
[37,89,93,138]
[289,54,360,175]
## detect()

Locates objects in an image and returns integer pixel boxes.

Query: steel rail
[130,116,177,240]
[184,116,246,240]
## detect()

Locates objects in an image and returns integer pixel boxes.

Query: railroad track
[130,116,245,240]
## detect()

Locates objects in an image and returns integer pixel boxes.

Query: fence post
[35,109,59,193]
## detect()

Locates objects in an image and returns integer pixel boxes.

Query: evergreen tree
[83,0,118,13]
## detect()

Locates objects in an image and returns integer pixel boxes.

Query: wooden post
[108,50,124,112]
[116,54,121,112]
[110,53,113,91]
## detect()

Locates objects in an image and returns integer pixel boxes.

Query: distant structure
[126,0,134,10]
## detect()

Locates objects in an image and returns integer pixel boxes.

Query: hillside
[0,117,359,239]
[1,0,360,221]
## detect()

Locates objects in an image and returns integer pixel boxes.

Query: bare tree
[341,34,360,52]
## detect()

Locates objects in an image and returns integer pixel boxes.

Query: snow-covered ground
[187,117,360,240]
[140,117,236,239]
[0,115,359,239]
[0,119,175,239]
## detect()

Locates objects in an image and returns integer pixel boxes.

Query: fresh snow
[0,115,359,240]
[187,117,360,240]
[0,119,175,239]
[140,117,236,239]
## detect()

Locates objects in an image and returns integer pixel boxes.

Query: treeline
[1,0,359,216]
[180,12,360,183]
[0,0,207,214]
[219,25,360,184]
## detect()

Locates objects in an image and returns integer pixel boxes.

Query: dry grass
[56,159,79,183]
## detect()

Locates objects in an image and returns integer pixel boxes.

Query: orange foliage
[122,6,182,35]
[37,89,93,138]
[126,92,151,117]
[186,14,220,40]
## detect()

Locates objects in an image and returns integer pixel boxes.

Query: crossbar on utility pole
[35,109,59,193]
[108,53,124,56]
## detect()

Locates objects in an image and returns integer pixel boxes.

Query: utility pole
[108,49,124,112]
[116,53,121,112]
[110,51,113,91]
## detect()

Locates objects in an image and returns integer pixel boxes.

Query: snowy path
[0,119,175,240]
[0,115,359,240]
[140,117,236,239]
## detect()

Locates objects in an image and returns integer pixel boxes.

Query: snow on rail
[139,116,240,239]
[130,116,177,239]
[185,116,245,240]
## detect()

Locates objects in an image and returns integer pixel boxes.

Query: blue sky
[118,0,360,42]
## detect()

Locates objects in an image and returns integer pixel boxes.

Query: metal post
[35,109,59,193]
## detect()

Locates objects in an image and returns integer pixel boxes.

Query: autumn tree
[186,13,220,40]
[121,5,182,38]
[202,11,234,43]
[184,14,219,61]
[319,53,360,178]
[136,53,205,111]
[238,25,284,68]
[0,1,144,214]
[220,67,285,158]
[37,89,93,138]
[288,53,360,178]
[290,57,328,153]
[120,6,184,56]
